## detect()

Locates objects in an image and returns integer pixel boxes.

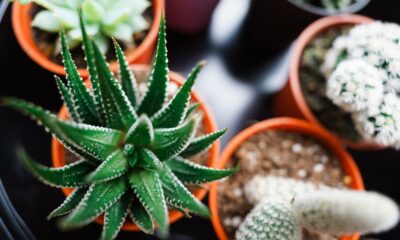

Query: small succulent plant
[323,22,400,147]
[301,0,357,10]
[16,0,150,53]
[2,15,236,240]
[237,177,399,240]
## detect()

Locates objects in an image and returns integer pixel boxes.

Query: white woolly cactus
[237,176,399,240]
[322,21,400,147]
[326,59,383,112]
[236,200,302,240]
[294,190,400,235]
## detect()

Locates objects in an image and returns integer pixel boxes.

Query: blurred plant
[1,15,236,240]
[300,0,357,10]
[236,176,399,240]
[323,22,400,147]
[14,0,150,53]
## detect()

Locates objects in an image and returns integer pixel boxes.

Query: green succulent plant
[16,0,150,53]
[2,14,236,240]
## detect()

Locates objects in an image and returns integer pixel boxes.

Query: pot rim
[51,64,220,231]
[11,0,164,78]
[287,14,385,150]
[209,117,364,240]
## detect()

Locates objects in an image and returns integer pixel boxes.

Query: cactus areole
[2,15,236,240]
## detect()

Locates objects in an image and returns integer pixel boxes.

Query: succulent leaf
[125,115,154,146]
[60,177,127,229]
[129,198,154,234]
[185,103,200,120]
[151,62,204,128]
[166,157,237,185]
[18,148,92,188]
[85,150,128,183]
[180,129,227,158]
[54,75,80,122]
[79,12,106,124]
[60,32,99,125]
[48,188,87,219]
[137,149,163,171]
[159,165,210,217]
[100,194,132,240]
[151,118,197,161]
[137,16,168,116]
[114,40,139,108]
[128,169,169,236]
[92,42,137,131]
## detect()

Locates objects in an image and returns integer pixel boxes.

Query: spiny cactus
[2,15,236,240]
[17,0,150,53]
[323,21,400,147]
[236,200,302,240]
[294,190,400,235]
[237,177,399,240]
[244,175,330,205]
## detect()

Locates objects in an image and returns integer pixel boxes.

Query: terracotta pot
[209,117,364,240]
[12,0,164,78]
[166,0,219,34]
[273,14,384,150]
[51,64,220,231]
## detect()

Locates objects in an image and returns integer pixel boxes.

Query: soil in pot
[30,4,153,69]
[299,25,362,142]
[217,130,351,240]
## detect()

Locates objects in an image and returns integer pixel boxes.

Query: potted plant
[209,117,365,240]
[12,0,164,77]
[166,0,219,34]
[236,180,399,240]
[2,16,237,240]
[289,0,371,15]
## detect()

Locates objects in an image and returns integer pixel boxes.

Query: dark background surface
[1,0,400,239]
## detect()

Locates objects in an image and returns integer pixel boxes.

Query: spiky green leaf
[166,157,237,184]
[180,129,227,158]
[137,149,162,171]
[79,11,106,124]
[137,17,168,116]
[128,169,168,236]
[151,118,197,161]
[114,40,138,107]
[60,177,127,229]
[54,76,80,122]
[100,194,132,240]
[92,42,137,131]
[185,103,200,120]
[48,188,87,219]
[60,31,99,125]
[125,115,154,146]
[151,62,204,128]
[129,198,154,234]
[159,165,210,217]
[18,148,92,188]
[85,150,128,183]
[123,144,138,167]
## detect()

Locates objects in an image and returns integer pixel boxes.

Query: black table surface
[1,0,400,239]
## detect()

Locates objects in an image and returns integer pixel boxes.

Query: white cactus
[326,59,384,112]
[237,177,399,240]
[236,200,302,240]
[294,190,400,235]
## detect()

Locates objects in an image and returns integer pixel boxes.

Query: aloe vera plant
[2,15,236,240]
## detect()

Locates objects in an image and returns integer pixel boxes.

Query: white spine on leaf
[293,190,400,235]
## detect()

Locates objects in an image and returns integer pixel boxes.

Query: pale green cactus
[16,0,150,53]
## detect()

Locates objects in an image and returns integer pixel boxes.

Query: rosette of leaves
[16,0,150,53]
[2,15,236,240]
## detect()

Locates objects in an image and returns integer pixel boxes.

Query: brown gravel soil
[65,68,209,173]
[299,25,362,142]
[30,4,152,69]
[217,131,350,240]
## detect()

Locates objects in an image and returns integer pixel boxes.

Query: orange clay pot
[273,15,385,150]
[12,0,164,78]
[209,117,364,240]
[51,64,220,231]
